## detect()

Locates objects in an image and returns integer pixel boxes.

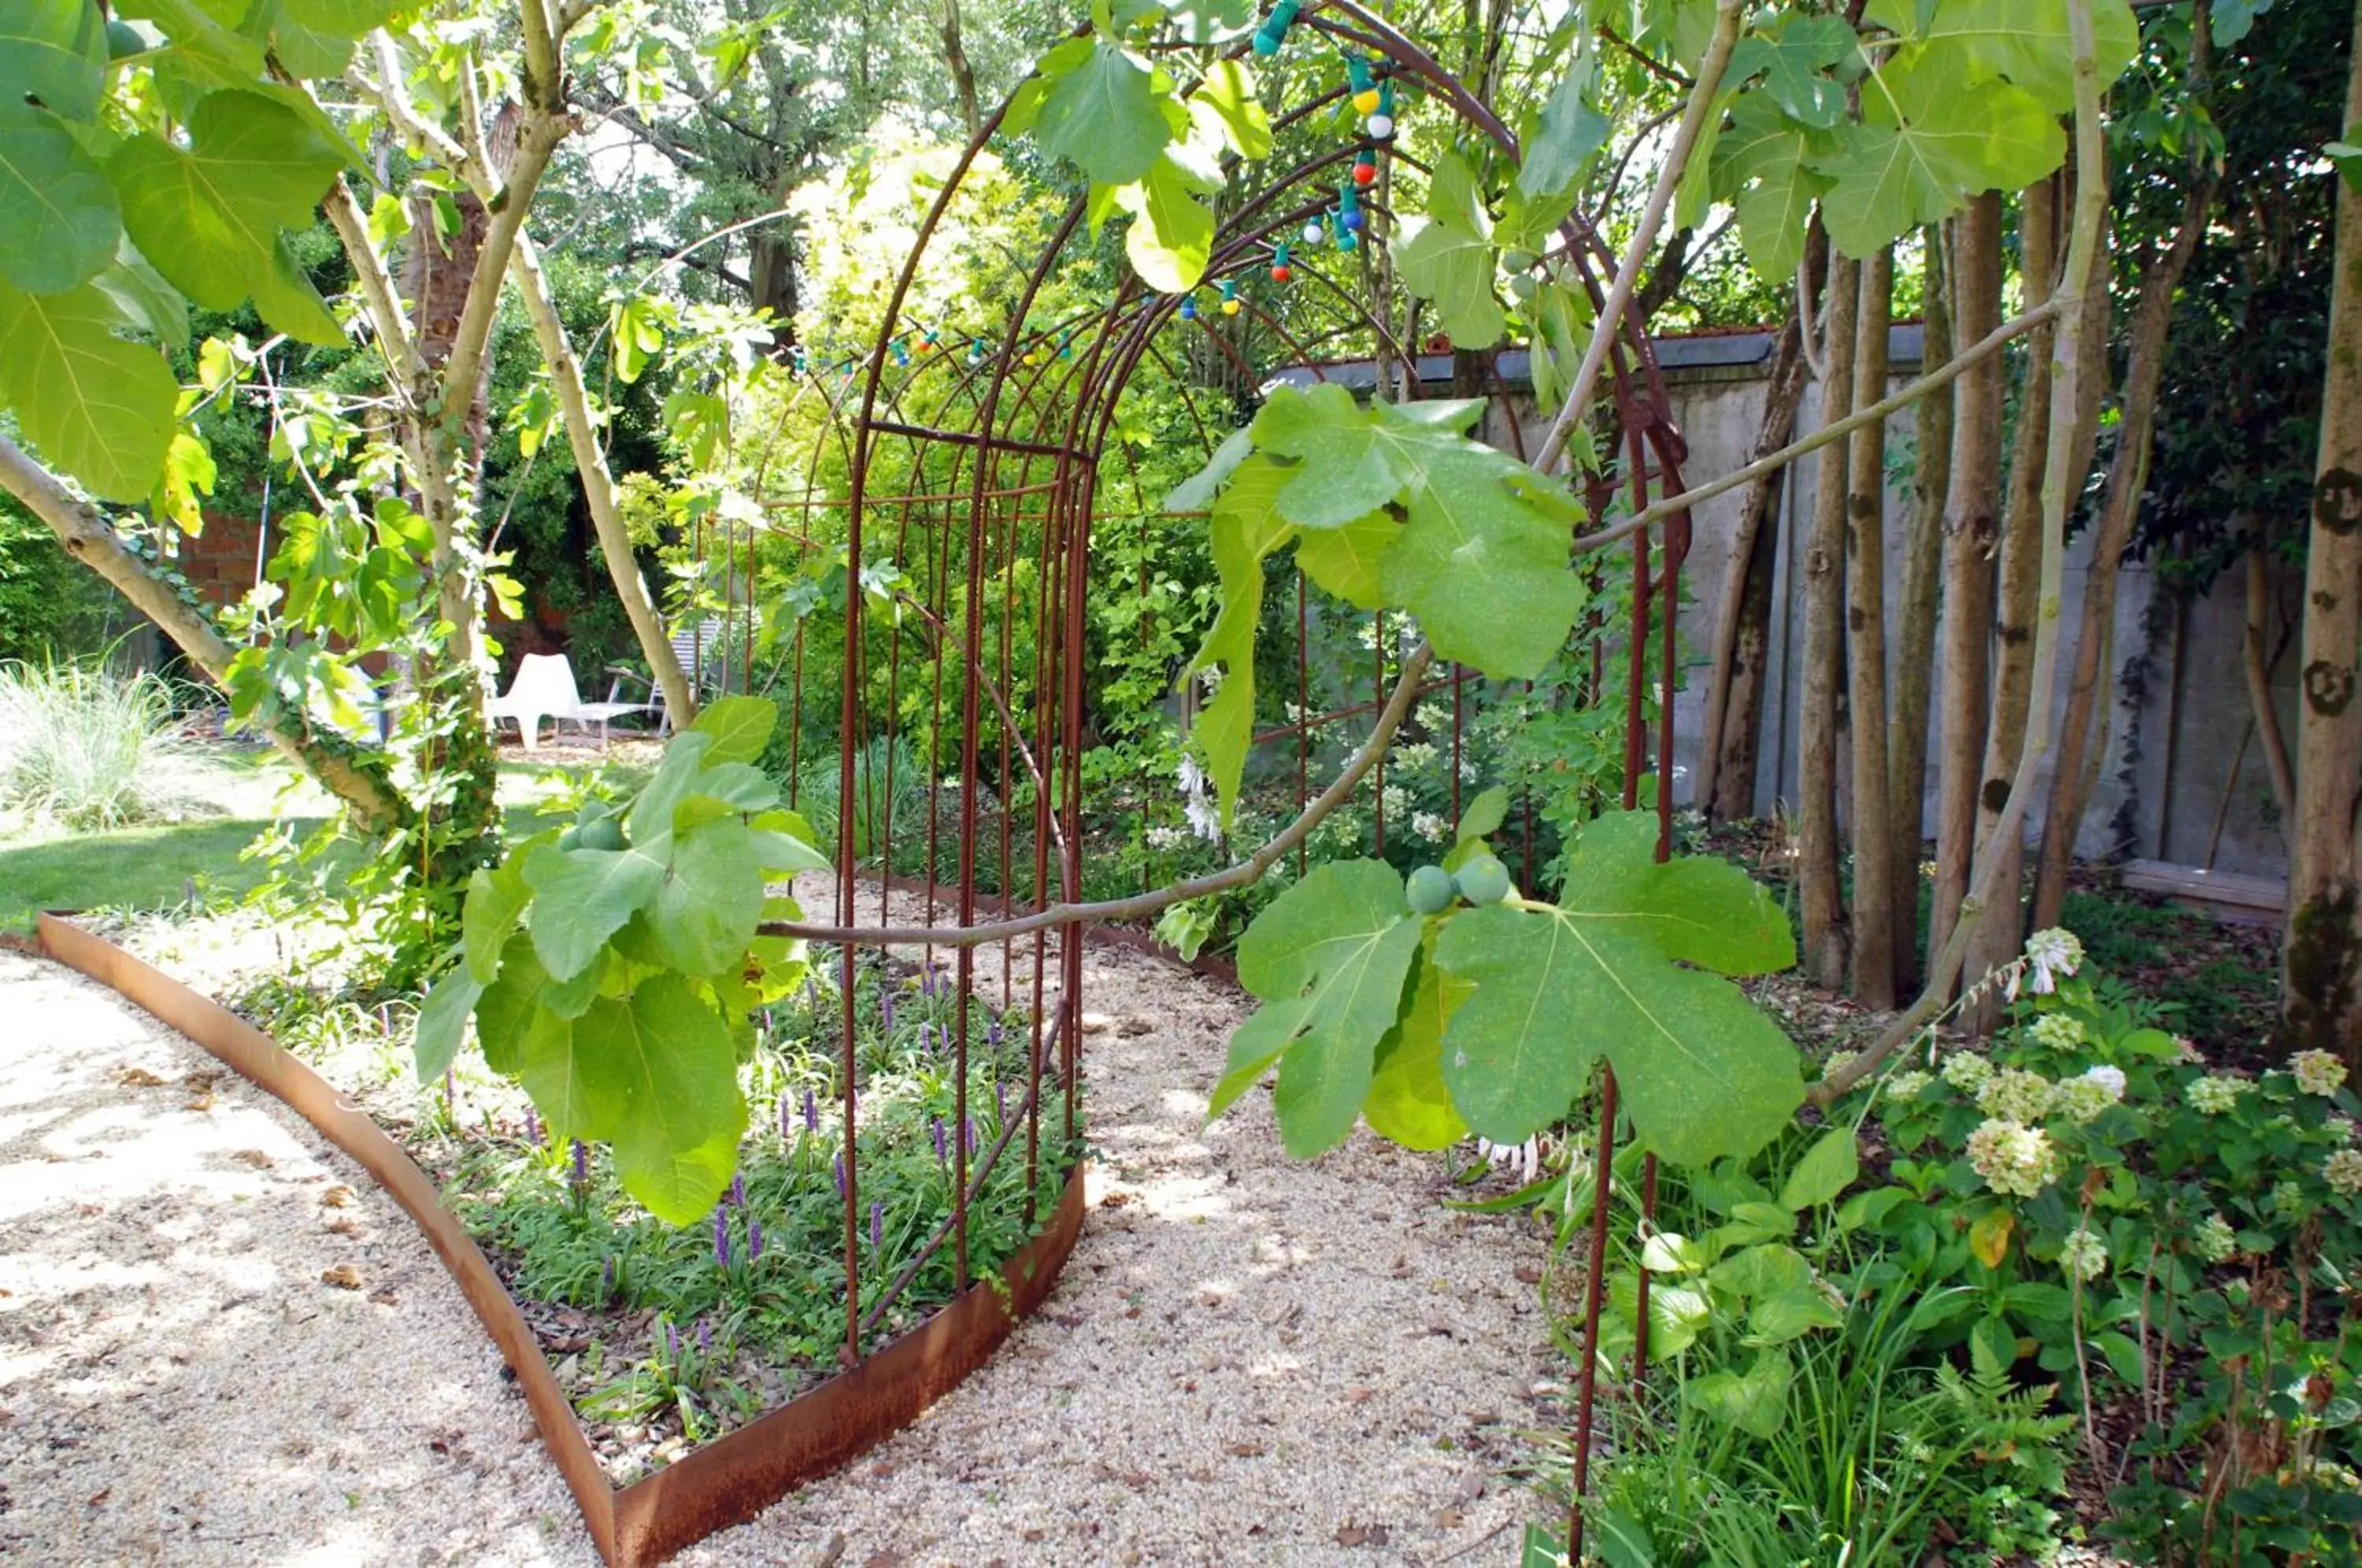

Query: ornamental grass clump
[0,659,187,830]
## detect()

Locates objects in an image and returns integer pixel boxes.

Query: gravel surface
[4,924,1550,1566]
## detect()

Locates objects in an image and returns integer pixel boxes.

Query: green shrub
[0,660,191,830]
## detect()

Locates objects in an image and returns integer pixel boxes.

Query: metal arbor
[765,3,1702,1553]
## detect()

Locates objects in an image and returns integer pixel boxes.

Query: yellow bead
[1221,299,1241,315]
[1352,88,1380,113]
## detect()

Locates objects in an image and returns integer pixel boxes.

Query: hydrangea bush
[1836,930,2362,1556]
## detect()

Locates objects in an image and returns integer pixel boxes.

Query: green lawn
[0,815,310,930]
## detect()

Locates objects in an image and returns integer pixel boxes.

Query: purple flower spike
[749,1219,765,1261]
[713,1205,732,1268]
[696,1318,712,1355]
[834,1151,847,1197]
[524,1105,542,1148]
[881,992,896,1032]
[965,1115,979,1155]
[870,1199,883,1249]
[781,1093,793,1141]
[730,1171,746,1209]
[802,1088,819,1133]
[601,1256,614,1296]
[664,1320,680,1360]
[987,1018,1003,1051]
[996,1078,1008,1126]
[571,1138,589,1189]
[920,1023,935,1055]
[931,1116,947,1164]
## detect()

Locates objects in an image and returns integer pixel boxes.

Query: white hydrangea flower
[2327,1148,2362,1196]
[2028,1013,2087,1051]
[2059,1224,2109,1281]
[1416,701,1449,732]
[1146,824,1186,852]
[1978,1067,2057,1124]
[1886,1070,1933,1100]
[1967,1118,2062,1198]
[2292,1050,2348,1098]
[1412,811,1448,844]
[1943,1052,1995,1093]
[1381,784,1409,819]
[2082,1064,2128,1096]
[2172,1035,2205,1065]
[2186,1075,2253,1115]
[2192,1213,2238,1263]
[1822,1049,1858,1083]
[2051,1076,2116,1126]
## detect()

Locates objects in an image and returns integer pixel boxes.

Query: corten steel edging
[36,914,1090,1568]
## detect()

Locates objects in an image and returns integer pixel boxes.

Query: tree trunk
[1800,247,1860,990]
[1846,246,1899,1007]
[937,0,982,140]
[1697,229,1820,819]
[2245,538,2297,823]
[749,229,801,351]
[2032,170,2216,930]
[1930,195,2004,975]
[1963,176,2062,1026]
[2286,0,2362,1071]
[1889,224,1952,996]
[1716,483,1786,823]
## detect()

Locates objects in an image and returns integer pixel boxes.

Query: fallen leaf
[183,1089,214,1112]
[1431,1507,1465,1529]
[1515,1264,1542,1285]
[231,1149,274,1170]
[368,1289,399,1307]
[114,1067,167,1087]
[321,1264,364,1290]
[321,1186,354,1208]
[1227,1442,1265,1457]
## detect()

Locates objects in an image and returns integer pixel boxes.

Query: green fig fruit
[1407,864,1456,915]
[1454,853,1511,907]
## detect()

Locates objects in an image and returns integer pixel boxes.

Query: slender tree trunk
[1964,176,2062,1026]
[2286,0,2362,1071]
[1890,225,1953,996]
[937,0,982,140]
[1800,247,1860,989]
[1931,196,2004,974]
[1847,246,1899,1006]
[1716,484,1786,823]
[1697,228,1821,819]
[2245,538,2297,823]
[2033,172,2216,930]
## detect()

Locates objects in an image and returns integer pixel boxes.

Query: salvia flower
[730,1172,746,1209]
[965,1116,979,1155]
[996,1077,1009,1126]
[2293,1050,2349,1097]
[664,1319,680,1361]
[988,1018,1004,1051]
[712,1206,731,1268]
[571,1138,590,1189]
[2327,1148,2362,1196]
[2192,1213,2238,1263]
[748,1219,765,1261]
[2058,1224,2109,1281]
[931,1117,948,1164]
[2186,1075,2253,1115]
[696,1318,712,1355]
[1966,1118,2061,1198]
[870,1199,883,1249]
[881,991,896,1032]
[834,1151,847,1197]
[524,1106,542,1147]
[803,1087,820,1133]
[919,1023,935,1055]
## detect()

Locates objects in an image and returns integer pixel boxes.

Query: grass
[0,813,317,930]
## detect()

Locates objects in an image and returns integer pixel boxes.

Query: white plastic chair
[488,653,653,752]
[605,619,725,735]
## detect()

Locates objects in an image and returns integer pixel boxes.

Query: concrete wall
[1275,334,2301,882]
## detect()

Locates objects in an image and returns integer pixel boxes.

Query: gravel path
[2,932,1549,1566]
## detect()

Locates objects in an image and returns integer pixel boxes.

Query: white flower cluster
[2010,926,2086,1000]
[1176,755,1221,842]
[1943,1052,1995,1093]
[1476,1135,1542,1184]
[1146,824,1187,852]
[1886,1070,1933,1100]
[1394,741,1438,773]
[2053,1066,2126,1125]
[2192,1213,2238,1263]
[1968,1118,2062,1198]
[1412,811,1449,844]
[1979,1067,2057,1125]
[2327,1148,2362,1197]
[2028,1013,2087,1051]
[1416,701,1450,732]
[2186,1074,2253,1115]
[2059,1224,2109,1281]
[2292,1050,2349,1098]
[1381,784,1409,820]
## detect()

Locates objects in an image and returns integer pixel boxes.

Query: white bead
[1366,112,1394,139]
[1303,220,1324,245]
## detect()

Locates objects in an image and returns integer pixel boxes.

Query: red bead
[1353,160,1376,186]
[1272,264,1292,282]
